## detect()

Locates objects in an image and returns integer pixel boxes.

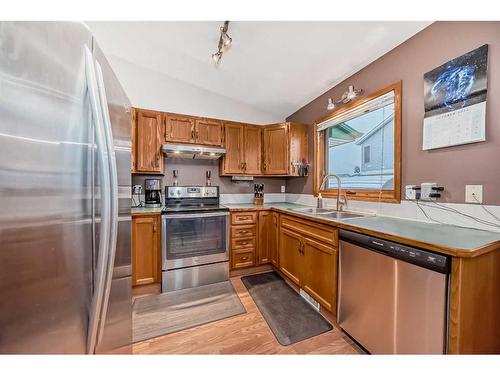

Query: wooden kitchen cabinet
[243,126,262,175]
[195,118,223,146]
[230,211,257,270]
[221,122,262,175]
[270,212,279,267]
[279,227,303,285]
[302,237,337,312]
[132,108,164,174]
[164,113,223,146]
[165,113,195,143]
[279,214,338,313]
[222,122,244,174]
[257,210,279,265]
[263,124,289,175]
[132,214,161,286]
[263,122,308,176]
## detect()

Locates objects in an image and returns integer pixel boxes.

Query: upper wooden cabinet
[221,121,308,176]
[244,126,262,175]
[263,122,308,176]
[165,114,195,143]
[132,108,164,174]
[263,124,289,175]
[221,122,262,175]
[195,118,223,146]
[222,122,245,174]
[165,113,223,146]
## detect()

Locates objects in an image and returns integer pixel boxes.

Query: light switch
[465,185,483,203]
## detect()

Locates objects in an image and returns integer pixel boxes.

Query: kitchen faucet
[317,174,347,211]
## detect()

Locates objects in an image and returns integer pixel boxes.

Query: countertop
[225,203,500,257]
[131,206,163,216]
[131,202,500,257]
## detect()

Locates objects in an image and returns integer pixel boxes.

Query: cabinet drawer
[231,211,257,225]
[281,215,338,247]
[231,224,256,238]
[231,237,256,250]
[231,250,255,269]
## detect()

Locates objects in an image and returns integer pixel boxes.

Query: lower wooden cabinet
[257,211,274,265]
[132,214,161,286]
[279,214,338,313]
[279,227,303,285]
[270,212,279,267]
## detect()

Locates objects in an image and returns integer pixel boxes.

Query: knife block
[253,197,264,206]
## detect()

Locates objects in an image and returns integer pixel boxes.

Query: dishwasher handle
[339,230,449,274]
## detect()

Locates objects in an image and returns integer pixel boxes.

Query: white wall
[107,55,281,124]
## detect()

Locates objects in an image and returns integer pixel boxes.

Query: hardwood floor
[132,276,362,354]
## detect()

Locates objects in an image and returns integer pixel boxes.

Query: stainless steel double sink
[288,207,367,220]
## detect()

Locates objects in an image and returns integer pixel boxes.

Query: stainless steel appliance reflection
[0,22,132,354]
[161,186,229,292]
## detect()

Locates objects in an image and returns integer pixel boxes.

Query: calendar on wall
[422,44,488,151]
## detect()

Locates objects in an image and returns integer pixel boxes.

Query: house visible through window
[363,145,371,164]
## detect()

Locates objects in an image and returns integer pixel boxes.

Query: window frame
[313,81,402,203]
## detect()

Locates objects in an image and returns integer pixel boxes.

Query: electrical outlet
[281,185,286,193]
[465,185,483,203]
[405,185,419,200]
[420,182,438,201]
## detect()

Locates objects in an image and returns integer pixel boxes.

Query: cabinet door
[195,119,223,146]
[257,211,272,265]
[303,236,337,312]
[244,126,262,175]
[279,227,303,285]
[263,124,289,175]
[132,215,160,286]
[165,114,195,143]
[222,122,244,174]
[135,110,163,173]
[270,212,279,267]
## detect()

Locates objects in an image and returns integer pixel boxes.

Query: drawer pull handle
[240,230,249,234]
[240,242,248,245]
[240,256,249,261]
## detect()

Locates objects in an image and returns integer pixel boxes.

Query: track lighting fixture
[326,85,364,111]
[212,21,231,66]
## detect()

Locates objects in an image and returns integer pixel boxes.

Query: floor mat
[133,281,246,343]
[241,272,333,346]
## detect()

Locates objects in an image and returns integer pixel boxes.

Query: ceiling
[87,21,431,119]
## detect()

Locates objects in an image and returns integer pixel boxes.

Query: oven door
[162,211,229,270]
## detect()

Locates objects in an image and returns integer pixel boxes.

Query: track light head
[212,51,223,65]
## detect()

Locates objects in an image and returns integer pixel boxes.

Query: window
[363,145,371,164]
[314,81,401,203]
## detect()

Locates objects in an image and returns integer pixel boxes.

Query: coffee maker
[144,178,162,208]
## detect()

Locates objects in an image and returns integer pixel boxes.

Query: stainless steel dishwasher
[337,230,450,354]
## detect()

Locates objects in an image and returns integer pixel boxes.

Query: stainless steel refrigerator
[0,21,132,354]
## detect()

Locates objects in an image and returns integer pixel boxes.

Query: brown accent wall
[286,21,500,205]
[132,158,286,194]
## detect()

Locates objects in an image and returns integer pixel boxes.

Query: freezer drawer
[338,235,448,354]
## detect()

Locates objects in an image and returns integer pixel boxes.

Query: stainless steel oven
[161,186,230,292]
[162,211,229,269]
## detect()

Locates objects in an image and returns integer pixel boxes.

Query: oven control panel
[166,186,219,198]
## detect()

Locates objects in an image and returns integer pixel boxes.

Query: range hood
[162,143,226,159]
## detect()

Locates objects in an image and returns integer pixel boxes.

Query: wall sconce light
[211,21,232,66]
[326,85,364,111]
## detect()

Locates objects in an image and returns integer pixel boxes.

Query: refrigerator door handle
[94,60,119,349]
[84,46,112,354]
